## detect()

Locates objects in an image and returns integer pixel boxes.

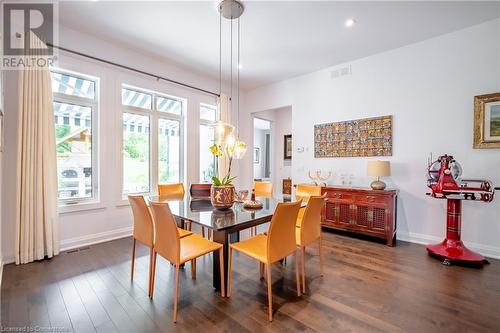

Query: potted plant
[209,143,237,209]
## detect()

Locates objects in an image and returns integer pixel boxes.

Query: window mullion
[151,111,159,194]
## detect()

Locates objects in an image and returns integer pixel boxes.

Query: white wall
[239,19,500,258]
[1,25,225,264]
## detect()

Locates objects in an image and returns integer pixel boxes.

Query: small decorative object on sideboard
[473,92,500,149]
[321,186,398,246]
[308,169,332,186]
[367,160,391,190]
[426,154,499,266]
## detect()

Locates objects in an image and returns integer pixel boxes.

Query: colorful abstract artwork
[314,115,392,158]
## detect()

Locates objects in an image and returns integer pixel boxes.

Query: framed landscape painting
[474,93,500,148]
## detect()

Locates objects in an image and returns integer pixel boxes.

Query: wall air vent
[331,65,352,79]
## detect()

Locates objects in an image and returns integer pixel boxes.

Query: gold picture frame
[474,92,500,149]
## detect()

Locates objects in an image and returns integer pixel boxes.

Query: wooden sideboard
[321,186,398,246]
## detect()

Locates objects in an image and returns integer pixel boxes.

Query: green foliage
[211,174,236,186]
[491,119,500,136]
[159,168,171,183]
[55,125,71,154]
[124,133,148,160]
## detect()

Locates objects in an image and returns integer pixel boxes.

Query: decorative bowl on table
[243,199,263,209]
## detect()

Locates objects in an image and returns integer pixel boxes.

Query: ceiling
[59,1,500,90]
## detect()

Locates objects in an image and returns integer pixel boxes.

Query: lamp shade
[367,160,391,177]
[213,121,235,144]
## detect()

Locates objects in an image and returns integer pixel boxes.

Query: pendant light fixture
[214,0,247,159]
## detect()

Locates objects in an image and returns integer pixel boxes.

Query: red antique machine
[426,154,499,266]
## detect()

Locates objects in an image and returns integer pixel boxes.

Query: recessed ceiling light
[345,18,356,28]
[238,63,243,69]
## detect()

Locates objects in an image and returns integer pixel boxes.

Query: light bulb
[345,18,356,28]
[232,140,247,159]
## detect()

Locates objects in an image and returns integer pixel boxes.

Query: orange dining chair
[295,184,322,201]
[158,183,185,198]
[128,195,192,298]
[228,201,302,322]
[158,183,194,232]
[251,181,274,236]
[189,183,212,239]
[295,184,322,224]
[149,202,225,323]
[296,195,326,294]
[254,181,274,198]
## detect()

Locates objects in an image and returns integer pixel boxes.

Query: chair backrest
[299,195,326,245]
[267,201,302,263]
[128,195,154,247]
[255,181,273,198]
[295,184,322,202]
[158,183,185,200]
[190,183,212,199]
[149,202,180,264]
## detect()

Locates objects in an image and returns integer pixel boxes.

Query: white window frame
[51,68,100,206]
[199,103,219,182]
[121,84,185,198]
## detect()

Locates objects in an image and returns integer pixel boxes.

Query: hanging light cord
[237,16,241,138]
[219,9,222,96]
[230,17,233,110]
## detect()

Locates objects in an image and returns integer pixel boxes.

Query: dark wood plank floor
[2,227,500,332]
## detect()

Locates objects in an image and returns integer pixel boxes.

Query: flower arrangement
[209,140,247,186]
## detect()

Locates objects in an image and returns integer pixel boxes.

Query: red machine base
[427,199,488,266]
[426,239,487,265]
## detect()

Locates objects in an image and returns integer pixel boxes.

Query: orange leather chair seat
[179,233,222,263]
[230,234,268,263]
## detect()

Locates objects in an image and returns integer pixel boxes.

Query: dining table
[147,195,304,292]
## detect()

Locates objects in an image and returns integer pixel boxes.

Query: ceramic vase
[210,185,235,210]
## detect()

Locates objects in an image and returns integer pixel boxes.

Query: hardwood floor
[2,228,500,332]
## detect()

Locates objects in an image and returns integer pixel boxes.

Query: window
[123,113,150,194]
[199,104,218,182]
[122,86,184,196]
[159,118,181,183]
[51,70,98,202]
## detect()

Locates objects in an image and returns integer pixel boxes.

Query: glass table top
[147,195,303,231]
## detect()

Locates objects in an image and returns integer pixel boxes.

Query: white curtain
[15,32,59,264]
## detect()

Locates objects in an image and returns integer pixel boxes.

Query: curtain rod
[47,43,220,98]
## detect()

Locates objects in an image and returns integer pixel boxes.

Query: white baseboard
[397,231,500,260]
[60,226,133,252]
[1,226,133,265]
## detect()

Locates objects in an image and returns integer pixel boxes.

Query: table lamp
[367,160,391,190]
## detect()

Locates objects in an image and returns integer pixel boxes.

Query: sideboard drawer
[324,190,353,202]
[355,194,388,206]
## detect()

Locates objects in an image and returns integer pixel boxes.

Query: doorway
[253,117,272,182]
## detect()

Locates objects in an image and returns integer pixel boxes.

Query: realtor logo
[1,1,58,69]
